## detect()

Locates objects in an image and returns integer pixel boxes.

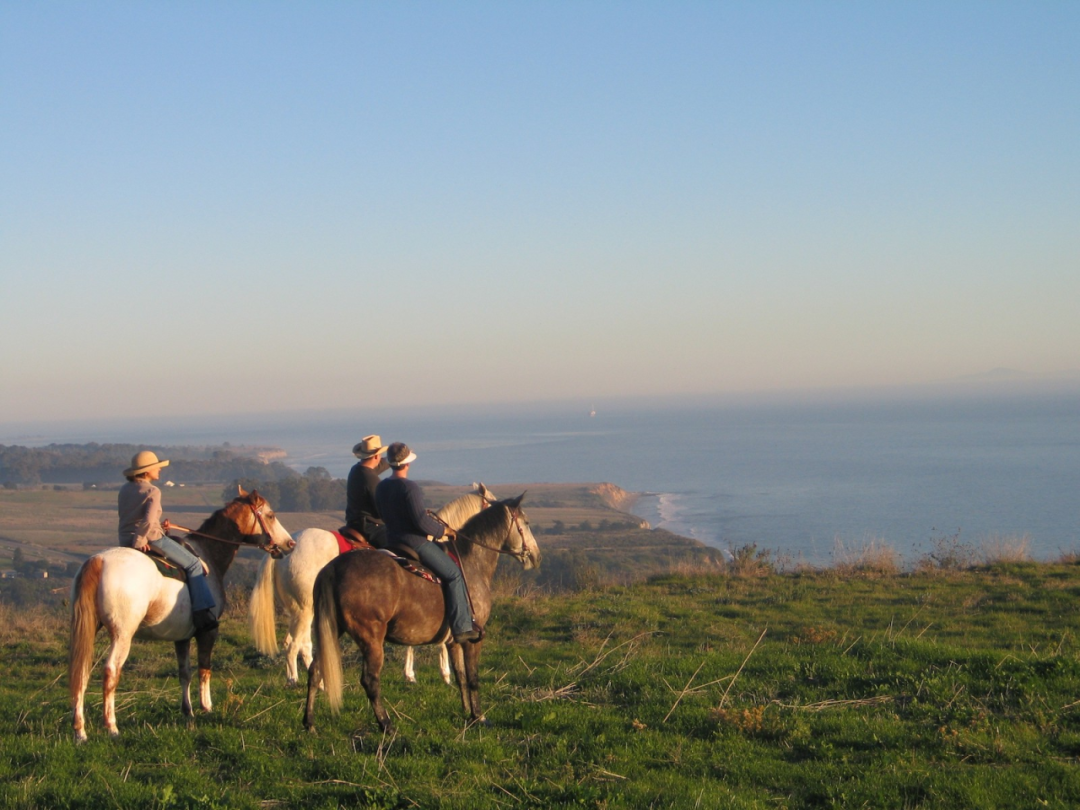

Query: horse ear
[238,485,248,498]
[508,493,525,510]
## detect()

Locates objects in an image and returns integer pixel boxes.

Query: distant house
[164,481,175,487]
[0,570,16,579]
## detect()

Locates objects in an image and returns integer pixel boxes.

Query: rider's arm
[405,483,445,540]
[134,485,166,550]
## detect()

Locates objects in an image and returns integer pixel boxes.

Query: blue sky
[2,2,1078,423]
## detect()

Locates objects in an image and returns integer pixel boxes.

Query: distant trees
[0,442,297,486]
[224,467,346,512]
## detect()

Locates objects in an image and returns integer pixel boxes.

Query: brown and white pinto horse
[303,495,541,734]
[68,488,294,742]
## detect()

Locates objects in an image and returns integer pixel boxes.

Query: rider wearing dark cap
[375,442,482,644]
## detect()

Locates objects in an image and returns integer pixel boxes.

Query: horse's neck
[438,493,482,529]
[191,514,240,577]
[460,512,506,585]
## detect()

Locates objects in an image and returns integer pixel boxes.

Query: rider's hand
[443,526,457,541]
[162,519,171,533]
[134,537,149,551]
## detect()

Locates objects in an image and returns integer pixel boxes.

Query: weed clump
[832,536,902,577]
[725,544,775,577]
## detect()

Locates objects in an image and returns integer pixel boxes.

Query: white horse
[69,488,295,742]
[249,483,496,686]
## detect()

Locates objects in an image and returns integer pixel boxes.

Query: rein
[166,501,284,557]
[428,507,530,563]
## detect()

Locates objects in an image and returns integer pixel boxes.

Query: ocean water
[4,391,1078,565]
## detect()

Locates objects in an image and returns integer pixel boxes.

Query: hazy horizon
[3,3,1078,424]
[3,372,1078,451]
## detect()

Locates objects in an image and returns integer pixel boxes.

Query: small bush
[725,544,774,577]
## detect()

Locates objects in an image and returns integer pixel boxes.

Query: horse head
[230,488,295,558]
[502,493,541,570]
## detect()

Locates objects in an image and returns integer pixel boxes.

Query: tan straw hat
[124,450,170,477]
[352,434,389,459]
[386,442,417,468]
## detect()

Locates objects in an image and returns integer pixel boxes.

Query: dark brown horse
[303,495,541,733]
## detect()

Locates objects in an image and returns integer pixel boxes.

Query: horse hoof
[74,732,88,744]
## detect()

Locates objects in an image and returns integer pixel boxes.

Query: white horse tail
[249,554,279,655]
[69,556,103,706]
[313,567,345,714]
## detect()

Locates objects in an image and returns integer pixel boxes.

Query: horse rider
[117,450,219,633]
[344,434,389,549]
[375,442,482,644]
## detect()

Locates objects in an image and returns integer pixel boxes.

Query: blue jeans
[414,542,473,636]
[150,535,217,615]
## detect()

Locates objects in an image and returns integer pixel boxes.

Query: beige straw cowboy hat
[124,450,170,477]
[386,442,417,468]
[352,435,389,459]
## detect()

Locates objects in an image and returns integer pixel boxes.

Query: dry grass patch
[975,534,1032,565]
[832,536,901,577]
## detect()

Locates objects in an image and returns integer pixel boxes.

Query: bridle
[168,499,288,559]
[430,504,532,564]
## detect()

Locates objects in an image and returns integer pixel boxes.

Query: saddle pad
[330,533,378,557]
[376,549,442,585]
[332,531,353,555]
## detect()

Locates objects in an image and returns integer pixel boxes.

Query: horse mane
[435,492,487,528]
[455,496,522,554]
[197,489,264,536]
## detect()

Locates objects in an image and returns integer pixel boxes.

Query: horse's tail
[249,554,279,655]
[68,556,103,705]
[313,565,345,714]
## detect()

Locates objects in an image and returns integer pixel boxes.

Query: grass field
[4,560,1080,809]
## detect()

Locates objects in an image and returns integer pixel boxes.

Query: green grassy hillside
[4,562,1080,808]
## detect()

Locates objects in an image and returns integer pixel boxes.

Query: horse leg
[196,631,217,712]
[283,619,301,686]
[438,643,452,685]
[303,659,319,731]
[450,641,486,724]
[175,639,194,716]
[404,646,417,684]
[449,643,468,713]
[102,632,134,737]
[71,674,89,743]
[355,633,392,732]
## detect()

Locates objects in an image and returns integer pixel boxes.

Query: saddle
[331,530,440,584]
[336,526,375,554]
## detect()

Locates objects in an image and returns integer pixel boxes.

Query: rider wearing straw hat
[375,442,482,644]
[345,434,390,548]
[118,450,219,633]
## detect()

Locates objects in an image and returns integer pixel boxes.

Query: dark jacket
[375,476,445,551]
[345,461,385,533]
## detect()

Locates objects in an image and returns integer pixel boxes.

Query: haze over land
[2,3,1078,424]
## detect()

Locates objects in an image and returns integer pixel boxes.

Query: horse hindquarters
[69,556,104,743]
